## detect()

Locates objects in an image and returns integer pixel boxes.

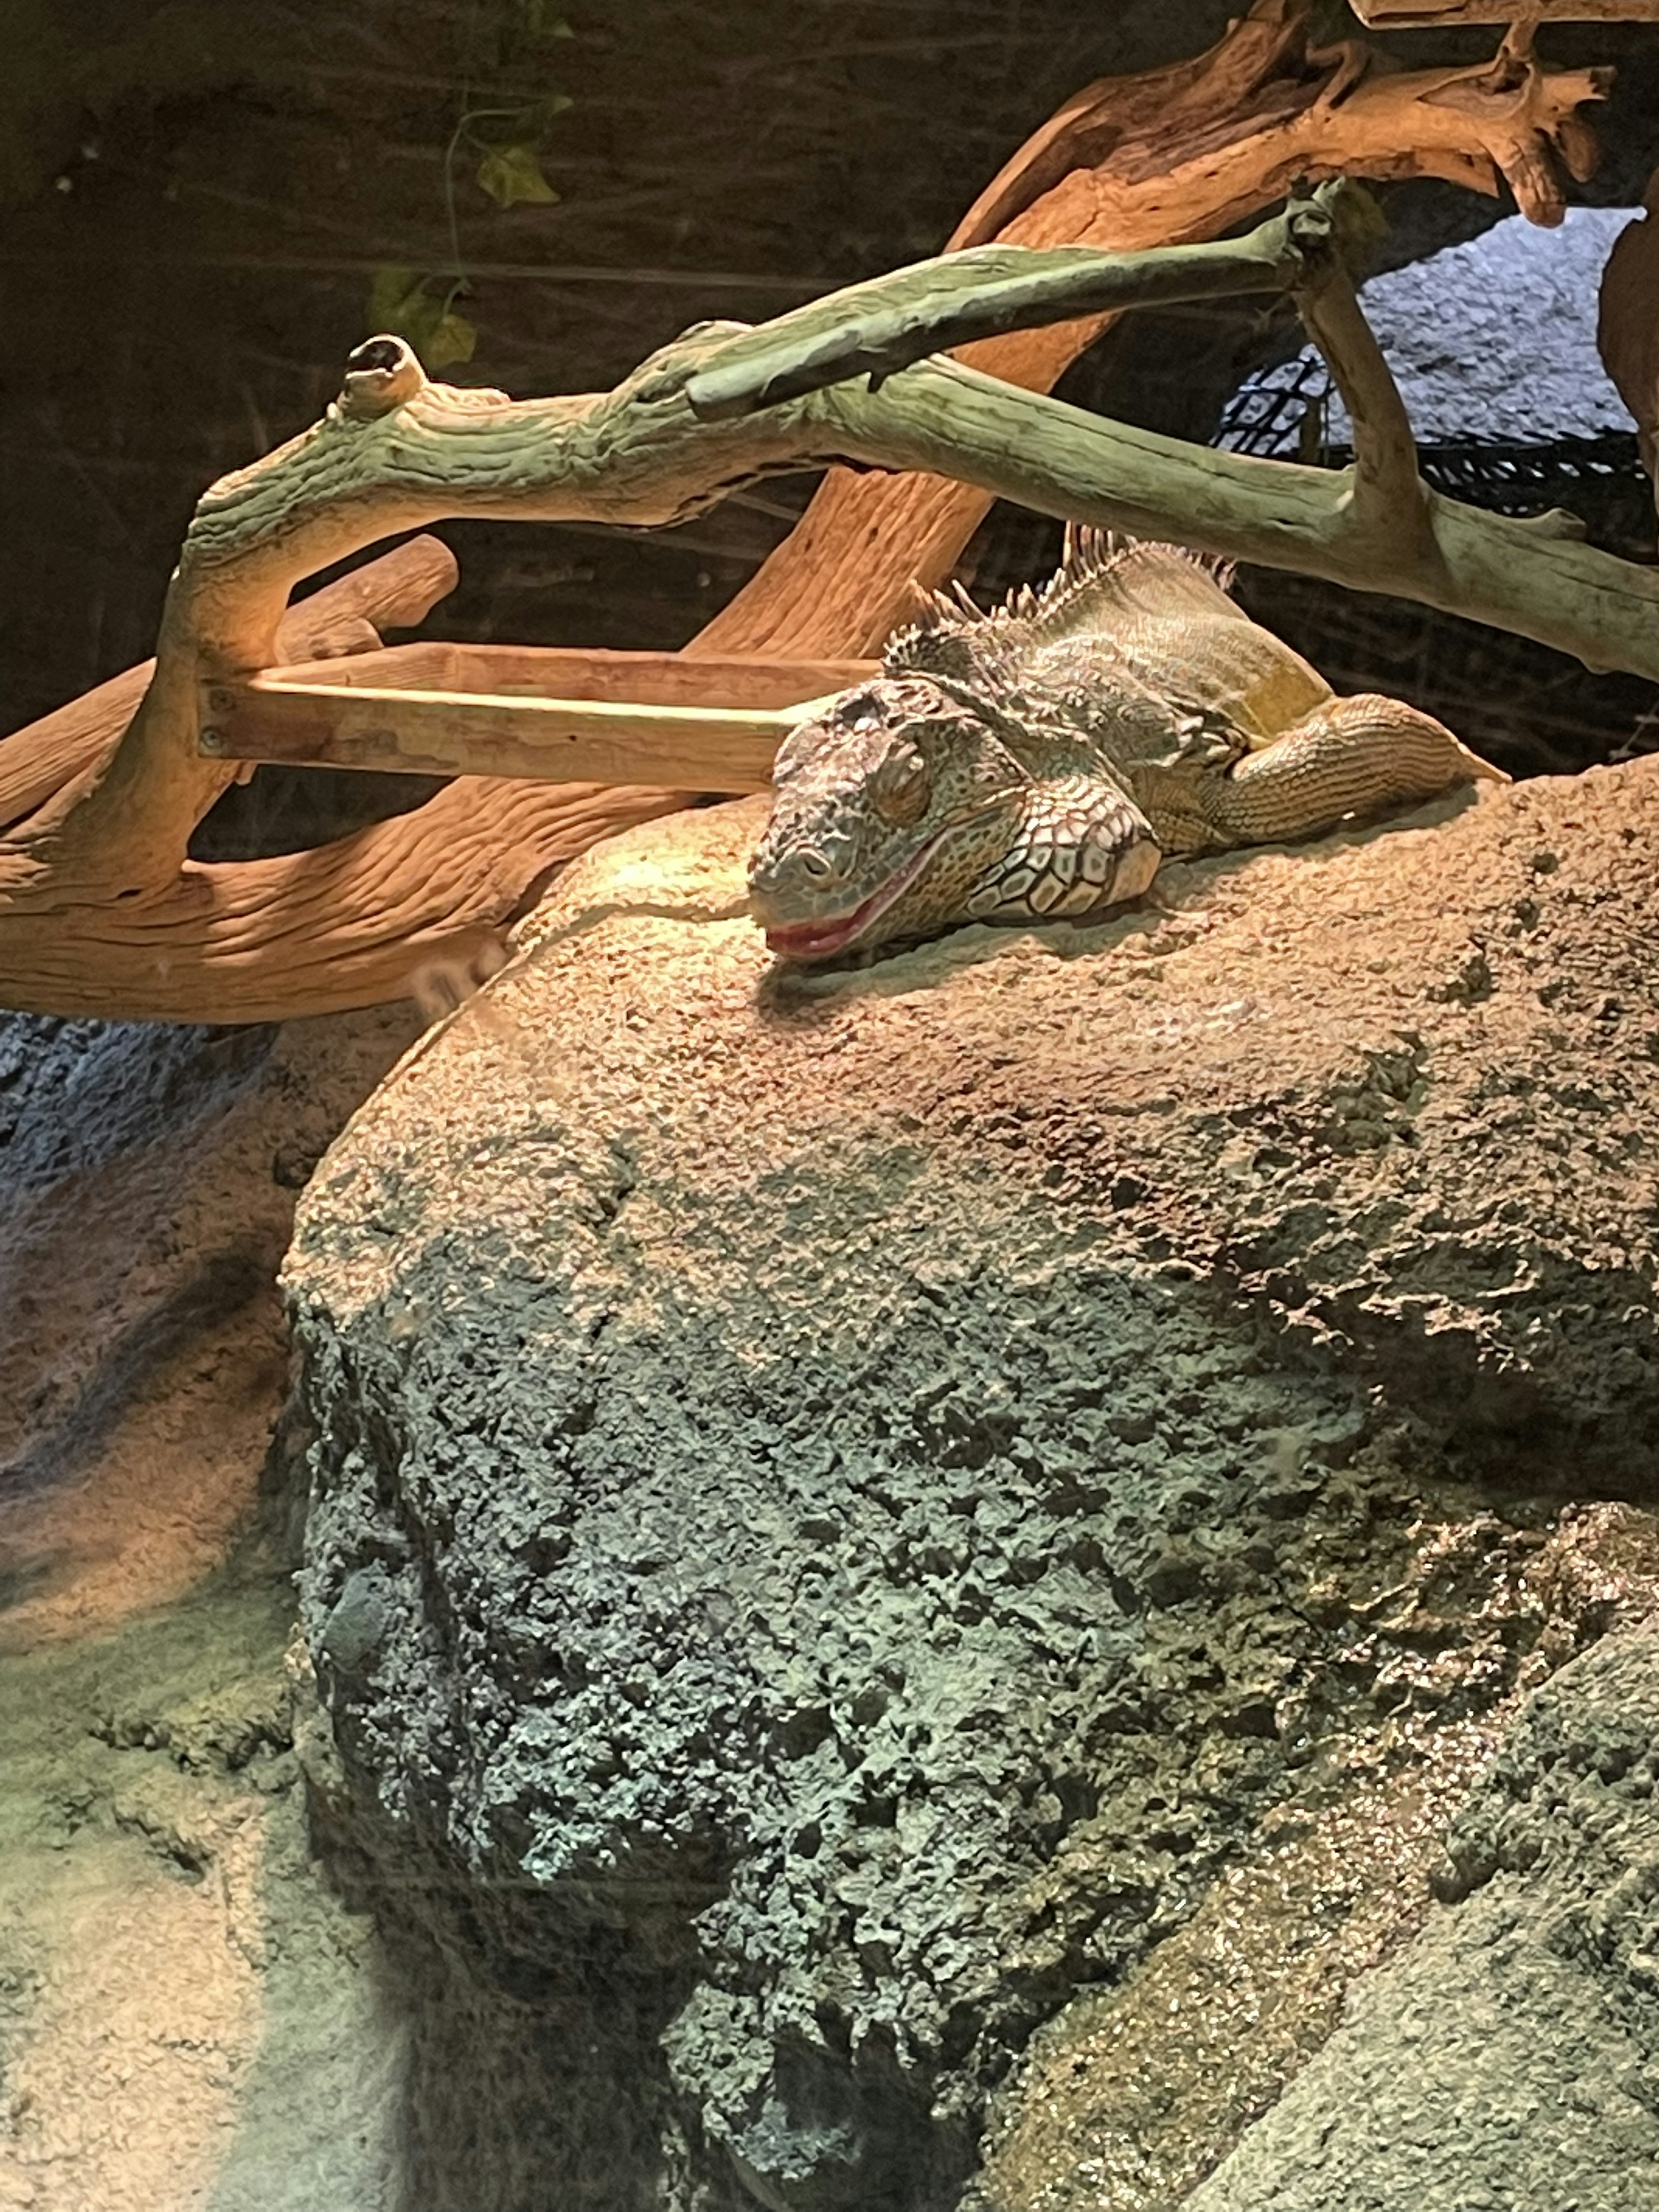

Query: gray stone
[1185,1624,1659,2212]
[0,1001,419,2212]
[289,763,1659,2209]
[1230,207,1642,451]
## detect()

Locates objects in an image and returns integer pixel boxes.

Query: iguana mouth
[761,821,951,960]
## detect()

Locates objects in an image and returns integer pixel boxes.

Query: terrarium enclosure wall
[5,5,1659,2212]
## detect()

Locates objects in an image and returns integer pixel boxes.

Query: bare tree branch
[681,193,1343,422]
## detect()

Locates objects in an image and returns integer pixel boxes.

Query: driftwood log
[0,0,1628,1022]
[1355,3,1650,23]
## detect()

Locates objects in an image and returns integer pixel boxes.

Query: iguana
[747,529,1506,963]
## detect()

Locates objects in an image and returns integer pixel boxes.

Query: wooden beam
[1354,2,1655,22]
[242,642,878,708]
[198,648,877,792]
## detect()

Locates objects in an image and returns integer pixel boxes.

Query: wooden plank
[264,641,456,690]
[1354,1,1657,21]
[432,646,878,707]
[258,642,878,709]
[198,676,858,792]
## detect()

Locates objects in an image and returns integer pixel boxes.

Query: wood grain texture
[203,674,864,792]
[0,537,458,837]
[1356,2,1649,22]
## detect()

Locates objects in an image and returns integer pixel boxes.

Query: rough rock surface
[0,1005,419,2211]
[1344,207,1640,444]
[0,1010,411,1640]
[290,755,1659,2210]
[1185,1617,1659,2212]
[1253,207,1642,448]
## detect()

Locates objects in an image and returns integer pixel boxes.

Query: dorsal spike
[888,528,1328,741]
[987,532,1242,648]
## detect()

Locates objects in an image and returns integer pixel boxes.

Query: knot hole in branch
[339,337,426,421]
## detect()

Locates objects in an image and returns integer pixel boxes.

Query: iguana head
[747,675,1031,962]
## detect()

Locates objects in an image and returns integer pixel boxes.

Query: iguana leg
[1190,694,1508,852]
[963,773,1161,922]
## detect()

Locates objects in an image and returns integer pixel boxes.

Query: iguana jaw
[760,819,950,960]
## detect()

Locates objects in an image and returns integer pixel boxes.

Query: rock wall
[290,758,1659,2209]
[1183,1621,1659,2211]
[0,1006,420,2212]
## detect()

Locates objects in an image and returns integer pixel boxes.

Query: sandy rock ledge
[289,766,1659,2211]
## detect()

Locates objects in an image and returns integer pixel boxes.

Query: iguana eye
[871,743,931,826]
[839,688,884,733]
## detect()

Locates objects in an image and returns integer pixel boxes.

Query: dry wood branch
[1355,3,1644,24]
[821,362,1659,674]
[0,0,1623,1023]
[4,781,688,1025]
[684,178,1440,573]
[1291,196,1437,561]
[1599,169,1659,492]
[680,199,1335,423]
[0,537,458,839]
[697,0,1608,660]
[1298,270,1427,530]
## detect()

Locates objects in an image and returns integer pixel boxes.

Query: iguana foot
[1198,693,1507,849]
[963,775,1160,923]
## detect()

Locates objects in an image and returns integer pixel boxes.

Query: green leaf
[364,267,478,371]
[476,140,559,207]
[367,263,431,332]
[426,309,479,369]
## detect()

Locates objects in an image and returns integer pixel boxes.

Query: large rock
[1184,1618,1659,2212]
[289,761,1659,2210]
[1234,207,1643,451]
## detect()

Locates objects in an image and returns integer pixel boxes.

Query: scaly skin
[748,532,1507,963]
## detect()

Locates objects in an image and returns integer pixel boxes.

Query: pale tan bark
[0,538,457,838]
[1356,3,1645,23]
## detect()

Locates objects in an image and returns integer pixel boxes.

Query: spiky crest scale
[750,525,1506,966]
[886,528,1241,685]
